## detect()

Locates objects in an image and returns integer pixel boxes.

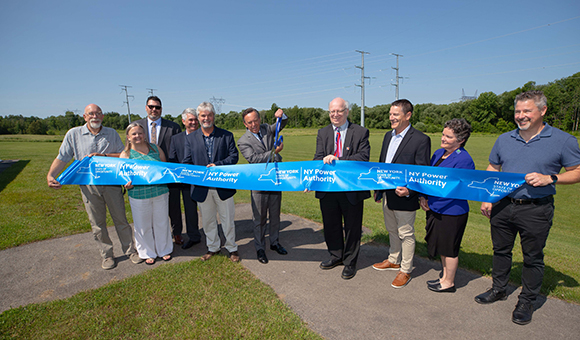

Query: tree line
[2,72,579,135]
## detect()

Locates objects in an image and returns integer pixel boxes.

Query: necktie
[258,132,265,147]
[334,127,342,157]
[151,122,157,145]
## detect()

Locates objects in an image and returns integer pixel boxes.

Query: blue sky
[1,0,579,119]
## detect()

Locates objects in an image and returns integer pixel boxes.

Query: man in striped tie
[313,97,371,280]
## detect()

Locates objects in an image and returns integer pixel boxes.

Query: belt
[503,195,553,205]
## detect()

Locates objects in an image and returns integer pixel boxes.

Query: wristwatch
[551,174,558,184]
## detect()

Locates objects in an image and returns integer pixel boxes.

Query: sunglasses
[147,105,162,110]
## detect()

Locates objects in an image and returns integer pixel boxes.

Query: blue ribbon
[57,156,525,203]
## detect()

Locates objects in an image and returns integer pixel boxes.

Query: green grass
[0,257,321,340]
[1,129,579,337]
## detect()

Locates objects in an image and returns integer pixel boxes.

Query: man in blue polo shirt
[476,90,580,325]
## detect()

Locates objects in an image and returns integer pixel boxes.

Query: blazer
[427,147,474,215]
[377,125,431,211]
[237,117,288,164]
[135,117,181,156]
[313,121,371,205]
[182,126,239,202]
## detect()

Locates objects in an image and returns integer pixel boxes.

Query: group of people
[47,90,580,326]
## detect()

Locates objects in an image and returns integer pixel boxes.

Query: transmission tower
[390,53,404,100]
[146,88,157,96]
[210,96,226,114]
[355,50,370,127]
[119,85,134,124]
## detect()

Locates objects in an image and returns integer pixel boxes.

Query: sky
[1,0,579,119]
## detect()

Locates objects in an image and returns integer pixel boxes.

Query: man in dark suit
[168,108,202,250]
[372,99,431,288]
[237,107,288,264]
[182,102,240,262]
[314,97,371,280]
[135,96,184,245]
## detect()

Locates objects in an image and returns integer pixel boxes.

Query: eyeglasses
[85,112,103,117]
[329,109,346,114]
[147,105,162,110]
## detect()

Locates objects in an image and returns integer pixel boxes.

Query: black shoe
[320,257,343,270]
[428,283,456,293]
[427,278,440,285]
[512,301,534,325]
[341,265,356,280]
[257,249,268,264]
[475,288,507,304]
[270,244,288,255]
[182,239,200,250]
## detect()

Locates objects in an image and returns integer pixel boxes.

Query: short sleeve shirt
[489,124,580,199]
[57,125,124,163]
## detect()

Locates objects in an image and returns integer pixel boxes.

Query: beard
[89,120,102,129]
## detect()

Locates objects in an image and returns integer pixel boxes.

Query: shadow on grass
[0,160,29,193]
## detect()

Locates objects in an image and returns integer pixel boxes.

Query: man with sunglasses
[135,96,183,245]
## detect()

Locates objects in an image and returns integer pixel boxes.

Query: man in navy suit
[373,99,431,288]
[237,107,289,264]
[168,108,202,250]
[135,96,184,245]
[314,97,371,280]
[182,102,240,262]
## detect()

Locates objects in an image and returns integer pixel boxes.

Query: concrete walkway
[1,203,579,339]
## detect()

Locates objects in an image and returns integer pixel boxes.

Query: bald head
[328,97,349,127]
[83,103,104,131]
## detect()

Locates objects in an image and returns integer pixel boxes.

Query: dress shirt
[333,121,349,156]
[385,124,411,163]
[146,117,162,143]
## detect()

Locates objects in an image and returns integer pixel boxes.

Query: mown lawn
[0,129,579,337]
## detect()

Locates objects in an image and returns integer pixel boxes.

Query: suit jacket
[182,126,239,202]
[237,117,288,164]
[314,121,371,205]
[377,125,431,211]
[135,117,181,157]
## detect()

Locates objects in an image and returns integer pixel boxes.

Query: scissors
[265,117,283,169]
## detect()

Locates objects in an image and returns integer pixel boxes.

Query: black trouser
[490,197,554,304]
[319,192,364,267]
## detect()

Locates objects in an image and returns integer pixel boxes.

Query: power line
[355,50,370,127]
[146,88,157,96]
[390,53,403,100]
[119,85,134,124]
[210,96,226,114]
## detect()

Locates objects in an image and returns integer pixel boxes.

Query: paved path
[1,203,579,339]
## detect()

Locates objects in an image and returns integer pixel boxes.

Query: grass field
[1,129,579,337]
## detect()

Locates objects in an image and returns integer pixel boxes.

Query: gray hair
[197,102,215,115]
[181,108,197,120]
[328,98,350,111]
[515,90,547,111]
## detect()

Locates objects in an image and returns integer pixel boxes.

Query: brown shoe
[201,251,218,261]
[229,251,241,263]
[372,259,401,271]
[391,271,411,288]
[173,235,184,245]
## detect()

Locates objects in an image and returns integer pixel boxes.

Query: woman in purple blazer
[420,118,475,293]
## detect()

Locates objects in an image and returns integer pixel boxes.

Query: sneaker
[102,257,116,270]
[372,259,401,271]
[391,271,411,288]
[130,253,144,264]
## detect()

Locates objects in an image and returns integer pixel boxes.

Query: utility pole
[119,85,134,124]
[146,88,157,96]
[210,96,226,115]
[391,53,403,100]
[355,50,370,127]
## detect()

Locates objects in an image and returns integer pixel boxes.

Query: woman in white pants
[121,123,173,265]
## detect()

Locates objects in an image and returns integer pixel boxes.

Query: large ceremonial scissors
[265,117,283,169]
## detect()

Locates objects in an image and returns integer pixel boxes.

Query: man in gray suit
[135,96,183,245]
[237,107,289,264]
